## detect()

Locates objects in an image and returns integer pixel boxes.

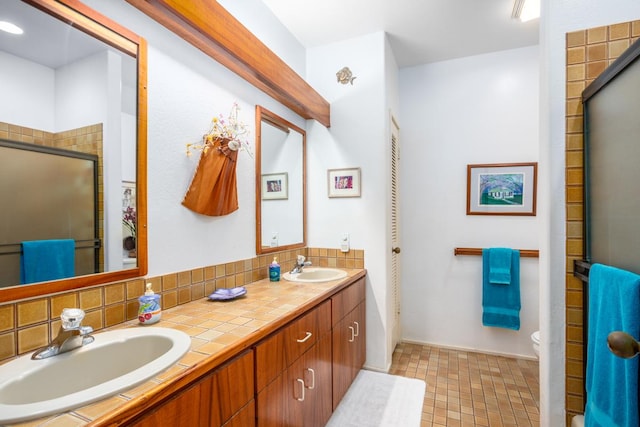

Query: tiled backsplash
[0,248,364,362]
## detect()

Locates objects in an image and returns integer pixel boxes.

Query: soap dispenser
[269,257,280,282]
[138,283,161,324]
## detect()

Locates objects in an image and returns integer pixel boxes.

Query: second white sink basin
[283,268,347,283]
[0,327,191,424]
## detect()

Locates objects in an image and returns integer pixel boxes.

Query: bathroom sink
[0,327,191,424]
[283,268,348,283]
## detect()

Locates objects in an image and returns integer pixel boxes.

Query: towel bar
[454,247,539,258]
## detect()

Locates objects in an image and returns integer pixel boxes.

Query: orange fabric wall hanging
[182,137,239,216]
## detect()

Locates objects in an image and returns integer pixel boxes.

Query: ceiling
[261,0,539,68]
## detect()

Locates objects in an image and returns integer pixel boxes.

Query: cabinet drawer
[255,300,331,391]
[331,277,365,326]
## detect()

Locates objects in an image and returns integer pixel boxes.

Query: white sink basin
[0,327,191,424]
[282,268,348,283]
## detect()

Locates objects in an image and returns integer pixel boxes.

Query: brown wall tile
[17,299,48,327]
[0,305,15,331]
[18,324,48,353]
[0,332,16,360]
[80,288,103,310]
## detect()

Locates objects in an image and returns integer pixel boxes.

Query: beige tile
[105,283,125,305]
[50,293,78,319]
[0,305,15,331]
[17,323,49,354]
[79,288,103,310]
[0,332,16,360]
[17,299,48,327]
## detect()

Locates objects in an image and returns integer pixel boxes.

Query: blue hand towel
[20,239,75,285]
[482,248,520,330]
[585,263,640,427]
[488,247,513,284]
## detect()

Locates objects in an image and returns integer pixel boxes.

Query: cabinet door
[354,300,366,371]
[332,302,367,410]
[301,333,332,427]
[257,362,304,427]
[257,335,331,427]
[332,311,354,410]
[222,401,255,427]
[128,379,208,427]
[208,350,255,426]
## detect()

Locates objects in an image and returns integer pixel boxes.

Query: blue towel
[489,247,513,284]
[585,263,640,427]
[20,239,75,284]
[482,248,520,330]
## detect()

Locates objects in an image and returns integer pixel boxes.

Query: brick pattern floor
[389,342,540,427]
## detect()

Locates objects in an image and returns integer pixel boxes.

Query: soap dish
[208,286,247,301]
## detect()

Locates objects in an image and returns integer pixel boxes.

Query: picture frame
[328,167,361,198]
[261,172,288,200]
[467,162,537,216]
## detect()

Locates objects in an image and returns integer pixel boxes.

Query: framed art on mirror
[261,172,288,200]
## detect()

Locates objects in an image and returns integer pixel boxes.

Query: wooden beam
[126,0,331,127]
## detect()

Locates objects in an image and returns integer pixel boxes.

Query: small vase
[123,235,136,251]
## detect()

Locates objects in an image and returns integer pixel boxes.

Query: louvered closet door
[390,115,401,350]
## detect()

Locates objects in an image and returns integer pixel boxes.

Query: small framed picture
[261,172,288,200]
[467,162,537,216]
[328,167,361,198]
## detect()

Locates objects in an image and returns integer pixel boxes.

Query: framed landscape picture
[467,163,537,216]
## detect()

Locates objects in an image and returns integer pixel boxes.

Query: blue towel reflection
[20,239,75,284]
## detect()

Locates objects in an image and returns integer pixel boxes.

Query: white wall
[0,52,55,130]
[306,32,393,371]
[541,1,640,425]
[83,0,307,278]
[398,46,540,358]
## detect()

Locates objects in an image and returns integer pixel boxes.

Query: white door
[390,115,401,350]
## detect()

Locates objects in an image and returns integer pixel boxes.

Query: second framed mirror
[255,106,306,254]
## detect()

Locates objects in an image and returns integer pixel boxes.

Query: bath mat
[326,369,426,427]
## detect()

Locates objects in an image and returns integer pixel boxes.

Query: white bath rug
[326,369,426,427]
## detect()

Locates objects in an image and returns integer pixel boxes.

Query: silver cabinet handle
[353,321,360,337]
[297,331,312,343]
[305,368,315,389]
[296,378,305,401]
[348,326,355,342]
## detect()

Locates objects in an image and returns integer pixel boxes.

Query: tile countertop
[11,268,366,427]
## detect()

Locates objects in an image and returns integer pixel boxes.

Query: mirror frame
[255,106,306,255]
[0,0,148,303]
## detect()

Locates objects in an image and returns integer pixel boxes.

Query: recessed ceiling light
[512,0,540,22]
[0,21,24,35]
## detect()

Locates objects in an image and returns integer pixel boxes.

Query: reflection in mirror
[256,106,306,254]
[0,0,147,302]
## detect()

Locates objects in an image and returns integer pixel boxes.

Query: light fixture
[512,0,540,22]
[0,21,24,35]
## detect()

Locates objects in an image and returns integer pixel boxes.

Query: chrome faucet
[290,255,312,274]
[32,308,94,360]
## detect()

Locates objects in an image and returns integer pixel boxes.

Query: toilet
[531,330,540,358]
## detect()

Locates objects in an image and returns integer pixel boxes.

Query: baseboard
[400,338,538,361]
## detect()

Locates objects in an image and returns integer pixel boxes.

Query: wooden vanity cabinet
[255,301,333,427]
[128,350,254,427]
[331,276,366,409]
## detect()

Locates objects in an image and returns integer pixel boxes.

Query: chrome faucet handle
[296,255,306,265]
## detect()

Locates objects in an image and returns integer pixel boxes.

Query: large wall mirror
[0,0,147,303]
[256,106,306,254]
